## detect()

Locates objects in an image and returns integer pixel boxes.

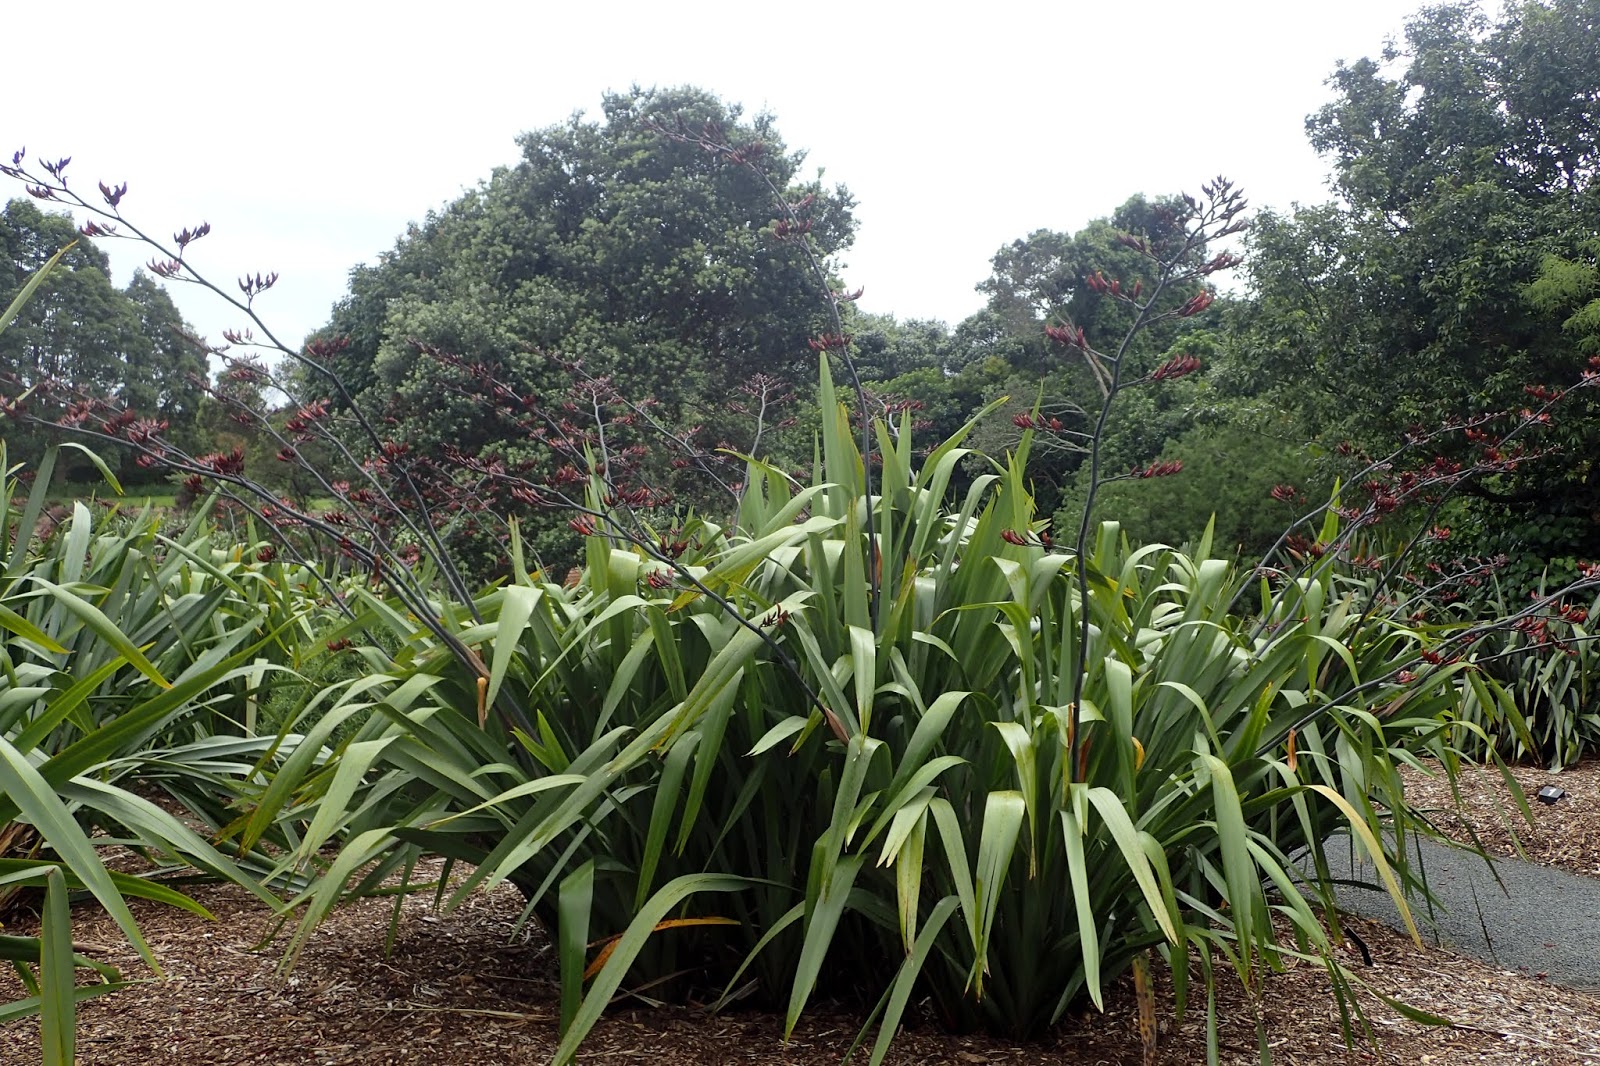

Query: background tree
[311,86,855,527]
[963,194,1221,514]
[121,270,208,456]
[0,199,203,482]
[1218,0,1600,580]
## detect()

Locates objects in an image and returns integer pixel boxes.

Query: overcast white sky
[7,0,1424,351]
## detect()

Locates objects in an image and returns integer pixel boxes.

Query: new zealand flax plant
[244,355,1488,1064]
[1,249,314,1063]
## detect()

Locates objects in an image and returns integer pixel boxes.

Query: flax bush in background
[1447,581,1600,769]
[0,252,327,1061]
[0,442,337,1051]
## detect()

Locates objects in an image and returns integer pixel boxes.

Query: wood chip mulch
[4,861,1600,1065]
[1401,758,1600,878]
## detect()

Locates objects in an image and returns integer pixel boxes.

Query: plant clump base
[1,860,1597,1065]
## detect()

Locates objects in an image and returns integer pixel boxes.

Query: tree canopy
[1,199,205,476]
[315,86,856,468]
[1216,0,1600,573]
[10,5,1600,576]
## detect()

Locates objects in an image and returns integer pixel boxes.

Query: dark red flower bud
[1177,290,1215,317]
[806,333,851,352]
[173,222,211,249]
[1151,353,1201,382]
[1135,459,1183,479]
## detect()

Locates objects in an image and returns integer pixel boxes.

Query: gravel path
[1323,832,1600,987]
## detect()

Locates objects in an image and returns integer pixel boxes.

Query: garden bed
[5,866,1600,1065]
[1401,759,1600,878]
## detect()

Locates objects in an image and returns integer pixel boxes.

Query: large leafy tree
[315,86,855,470]
[121,270,209,451]
[964,195,1219,513]
[2,200,125,419]
[1222,0,1600,571]
[0,200,204,476]
[978,195,1210,377]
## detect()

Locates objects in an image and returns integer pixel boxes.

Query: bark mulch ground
[4,861,1600,1066]
[1401,758,1600,878]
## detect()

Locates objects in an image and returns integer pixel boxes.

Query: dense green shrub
[1055,421,1322,557]
[0,437,325,1060]
[256,362,1469,1063]
[1450,583,1600,769]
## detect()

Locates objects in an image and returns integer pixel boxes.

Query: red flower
[1134,459,1183,479]
[1045,323,1087,348]
[806,333,851,352]
[199,447,246,476]
[1151,353,1201,382]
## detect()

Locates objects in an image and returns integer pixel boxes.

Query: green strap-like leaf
[867,895,962,1066]
[0,241,75,334]
[556,859,595,1033]
[0,737,156,971]
[552,874,750,1065]
[39,868,76,1066]
[1086,787,1178,945]
[27,578,169,688]
[1060,801,1104,1009]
